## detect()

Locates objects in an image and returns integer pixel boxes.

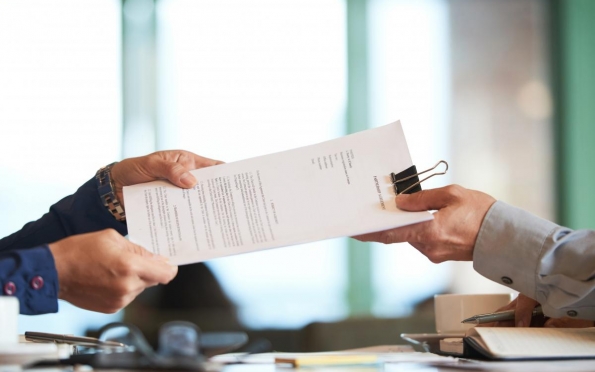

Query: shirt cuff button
[3,282,16,295]
[30,276,44,290]
[501,276,513,285]
[567,310,578,317]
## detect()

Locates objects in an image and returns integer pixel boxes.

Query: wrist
[48,241,67,301]
[109,162,125,206]
[96,162,126,222]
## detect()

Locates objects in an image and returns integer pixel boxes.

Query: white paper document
[124,121,433,265]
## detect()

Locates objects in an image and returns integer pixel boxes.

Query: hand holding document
[123,121,433,265]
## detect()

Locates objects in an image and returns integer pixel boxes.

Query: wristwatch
[95,162,126,222]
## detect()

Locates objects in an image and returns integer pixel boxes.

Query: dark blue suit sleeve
[0,177,128,314]
[0,177,127,249]
[0,247,59,314]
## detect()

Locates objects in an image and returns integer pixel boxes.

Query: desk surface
[220,365,431,372]
[214,359,595,372]
[20,351,595,372]
[26,358,595,372]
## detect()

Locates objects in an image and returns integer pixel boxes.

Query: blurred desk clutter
[6,342,595,372]
[0,339,70,367]
[4,321,249,371]
[5,322,595,372]
[4,279,593,371]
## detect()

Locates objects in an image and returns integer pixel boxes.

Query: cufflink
[3,282,16,295]
[30,276,44,290]
[501,276,513,285]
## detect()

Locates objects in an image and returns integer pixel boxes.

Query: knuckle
[99,294,128,313]
[446,184,464,200]
[152,150,166,157]
[109,297,129,312]
[123,264,136,278]
[114,260,136,278]
[99,228,120,242]
[176,151,189,161]
[427,225,442,243]
[105,228,119,238]
[424,222,447,245]
[414,244,444,264]
[112,280,136,297]
[145,154,161,170]
[110,284,127,297]
[426,250,442,263]
[412,224,432,244]
[378,230,395,245]
[420,244,446,263]
[170,162,185,175]
[103,305,121,314]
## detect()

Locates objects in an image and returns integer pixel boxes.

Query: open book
[464,327,595,360]
[123,121,433,265]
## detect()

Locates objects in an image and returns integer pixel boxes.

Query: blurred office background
[1,0,593,349]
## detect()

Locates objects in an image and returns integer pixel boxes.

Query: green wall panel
[555,0,595,229]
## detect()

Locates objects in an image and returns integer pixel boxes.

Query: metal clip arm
[391,160,449,195]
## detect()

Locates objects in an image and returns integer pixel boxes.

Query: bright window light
[0,0,122,334]
[368,0,453,316]
[156,0,348,328]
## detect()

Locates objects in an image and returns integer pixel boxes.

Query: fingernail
[516,320,524,327]
[180,173,196,187]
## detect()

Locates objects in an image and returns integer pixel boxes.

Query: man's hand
[111,150,223,208]
[49,229,178,313]
[480,294,595,328]
[355,185,496,262]
[478,294,543,327]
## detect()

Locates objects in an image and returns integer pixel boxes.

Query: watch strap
[96,162,126,222]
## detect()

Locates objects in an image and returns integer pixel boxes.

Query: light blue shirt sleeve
[473,201,595,320]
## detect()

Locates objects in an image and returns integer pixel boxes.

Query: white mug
[434,293,513,334]
[0,296,19,344]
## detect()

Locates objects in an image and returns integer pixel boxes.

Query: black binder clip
[391,160,449,195]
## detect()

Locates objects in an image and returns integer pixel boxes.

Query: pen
[461,306,543,324]
[25,331,127,348]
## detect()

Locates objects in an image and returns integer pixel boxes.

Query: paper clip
[391,160,449,195]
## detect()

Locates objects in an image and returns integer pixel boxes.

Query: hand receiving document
[123,121,433,265]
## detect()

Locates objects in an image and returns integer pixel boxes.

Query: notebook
[464,327,595,360]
